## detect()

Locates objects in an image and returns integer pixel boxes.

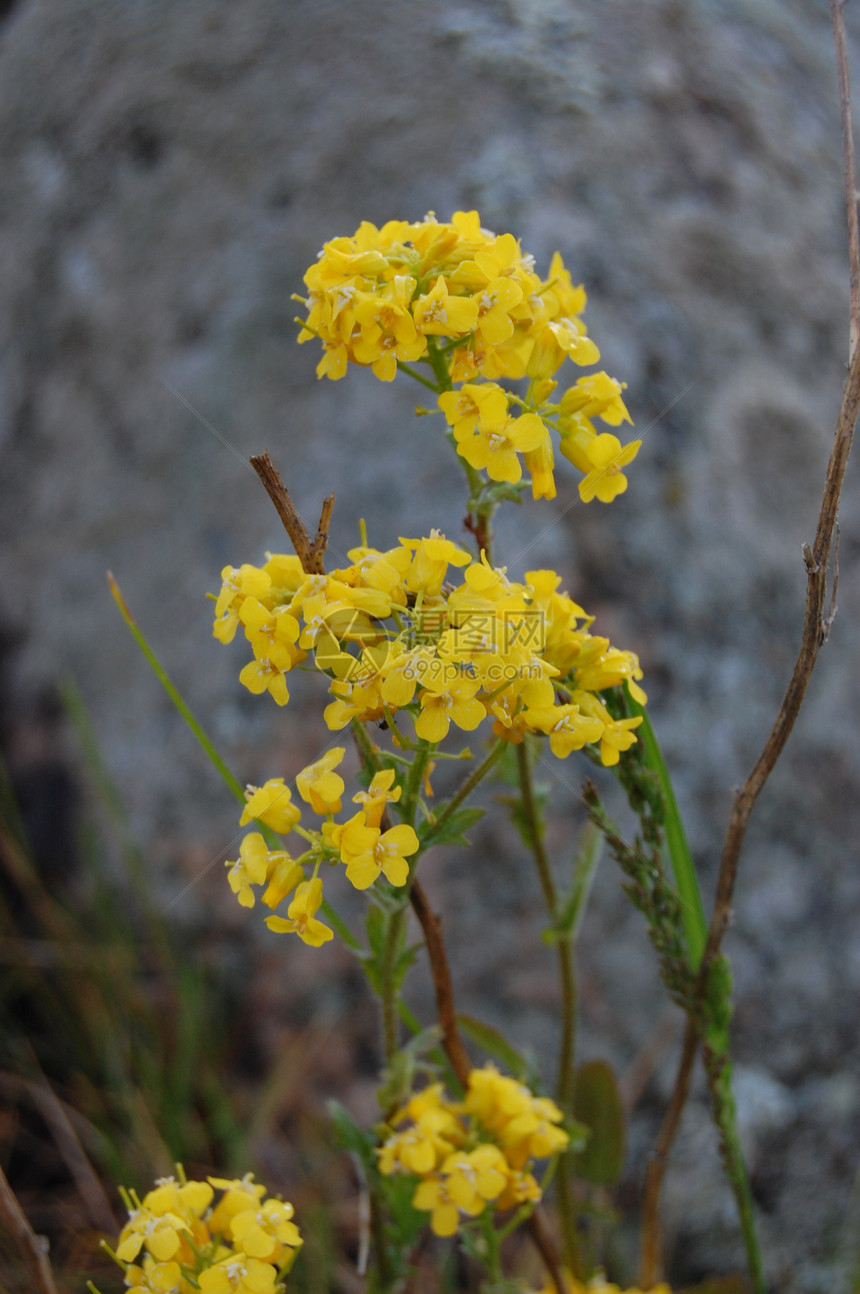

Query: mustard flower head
[378,1065,569,1237]
[102,1170,301,1294]
[295,211,639,504]
[212,539,644,769]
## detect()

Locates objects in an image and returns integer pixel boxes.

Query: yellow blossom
[265,878,333,946]
[578,433,642,503]
[454,411,547,485]
[352,768,402,828]
[437,382,508,438]
[240,779,301,835]
[415,672,485,744]
[339,819,419,890]
[413,276,479,335]
[229,1196,302,1260]
[225,833,269,908]
[296,747,345,814]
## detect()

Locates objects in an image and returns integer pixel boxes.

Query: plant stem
[108,574,245,805]
[516,742,584,1280]
[424,336,496,560]
[380,905,409,1063]
[0,1164,59,1294]
[421,738,506,848]
[701,1046,766,1294]
[639,1017,698,1286]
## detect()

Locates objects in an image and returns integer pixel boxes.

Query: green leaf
[626,696,708,968]
[418,805,485,848]
[497,783,550,852]
[704,953,734,1053]
[457,1014,534,1083]
[571,1059,626,1185]
[328,1099,377,1167]
[546,819,603,943]
[478,480,528,506]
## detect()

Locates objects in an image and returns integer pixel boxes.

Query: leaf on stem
[571,1059,626,1186]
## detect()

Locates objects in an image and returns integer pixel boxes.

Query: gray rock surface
[2,0,859,1288]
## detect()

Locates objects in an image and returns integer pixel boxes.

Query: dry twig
[249,451,333,573]
[640,6,860,1281]
[0,1162,59,1294]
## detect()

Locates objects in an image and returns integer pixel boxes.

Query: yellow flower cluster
[378,1066,569,1237]
[296,210,641,503]
[224,756,419,945]
[105,1171,301,1294]
[213,538,644,768]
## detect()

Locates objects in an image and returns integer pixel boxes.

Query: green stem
[424,337,496,562]
[110,572,355,946]
[515,742,583,1280]
[480,1210,503,1284]
[703,1046,766,1294]
[380,905,409,1063]
[420,738,506,849]
[626,697,707,967]
[401,739,433,828]
[396,360,440,392]
[108,573,244,804]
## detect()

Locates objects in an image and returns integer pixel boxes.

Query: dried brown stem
[408,878,472,1087]
[831,0,860,360]
[408,878,566,1294]
[702,333,860,975]
[639,1017,698,1285]
[249,450,333,573]
[639,16,860,1277]
[0,1163,59,1294]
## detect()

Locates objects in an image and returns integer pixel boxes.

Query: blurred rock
[1,0,859,1286]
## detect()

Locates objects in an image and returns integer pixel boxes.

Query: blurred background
[1,0,860,1290]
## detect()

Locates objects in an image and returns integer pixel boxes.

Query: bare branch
[408,877,566,1293]
[831,0,860,360]
[408,879,472,1087]
[638,15,860,1276]
[0,1163,59,1294]
[249,451,334,574]
[639,1018,699,1285]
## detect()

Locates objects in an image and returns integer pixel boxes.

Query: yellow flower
[197,1256,278,1294]
[472,276,523,347]
[229,1197,302,1260]
[340,820,419,890]
[261,852,304,910]
[437,381,508,439]
[522,703,604,758]
[378,1094,463,1175]
[116,1206,188,1263]
[415,672,485,744]
[560,371,632,427]
[546,316,601,366]
[207,1174,268,1233]
[225,833,269,908]
[123,1257,184,1294]
[413,277,479,335]
[352,768,402,828]
[240,779,301,835]
[296,748,345,815]
[402,531,472,597]
[578,434,642,503]
[454,411,547,485]
[411,1175,460,1237]
[238,655,291,707]
[523,431,557,501]
[265,878,333,946]
[213,564,272,644]
[440,1145,509,1214]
